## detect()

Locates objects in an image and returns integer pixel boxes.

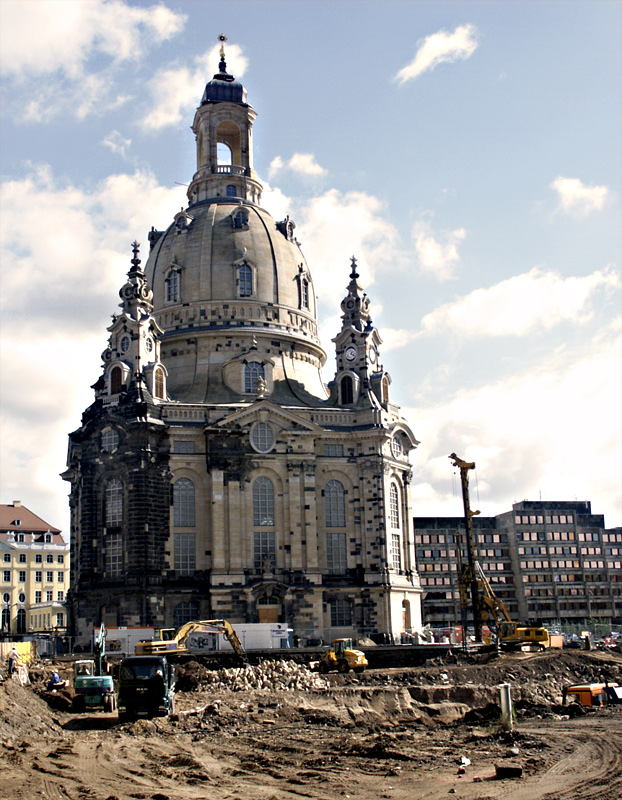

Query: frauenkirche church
[63,44,422,646]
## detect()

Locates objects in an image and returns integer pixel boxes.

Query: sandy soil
[1,649,622,800]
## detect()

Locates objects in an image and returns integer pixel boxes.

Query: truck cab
[72,659,116,712]
[117,655,175,722]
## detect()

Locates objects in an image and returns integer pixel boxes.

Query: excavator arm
[474,562,513,626]
[137,619,247,663]
[174,619,247,661]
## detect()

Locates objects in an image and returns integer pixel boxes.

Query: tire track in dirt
[500,721,622,800]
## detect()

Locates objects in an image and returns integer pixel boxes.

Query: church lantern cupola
[188,35,262,207]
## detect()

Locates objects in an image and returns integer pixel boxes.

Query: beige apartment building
[0,501,69,640]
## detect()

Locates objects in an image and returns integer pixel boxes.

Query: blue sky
[1,0,620,535]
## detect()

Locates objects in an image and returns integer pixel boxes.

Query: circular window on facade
[102,428,119,453]
[120,335,130,353]
[250,422,275,453]
[3,592,10,604]
[391,435,403,459]
[18,593,26,604]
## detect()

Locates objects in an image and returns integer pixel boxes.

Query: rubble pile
[177,659,330,693]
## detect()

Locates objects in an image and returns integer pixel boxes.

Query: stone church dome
[146,200,318,338]
[142,51,325,404]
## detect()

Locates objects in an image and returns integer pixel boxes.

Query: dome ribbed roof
[201,56,247,105]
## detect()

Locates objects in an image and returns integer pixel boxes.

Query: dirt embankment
[1,649,622,800]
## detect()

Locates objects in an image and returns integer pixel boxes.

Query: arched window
[340,376,353,405]
[173,478,195,527]
[389,483,400,529]
[154,368,165,399]
[238,262,253,296]
[105,478,123,526]
[1,608,10,631]
[253,477,274,526]
[175,600,200,628]
[298,276,309,309]
[226,184,237,197]
[217,142,232,165]
[16,608,26,634]
[253,477,275,570]
[165,270,179,303]
[245,362,265,393]
[110,366,123,394]
[381,376,389,404]
[233,209,249,229]
[389,483,402,570]
[325,480,346,527]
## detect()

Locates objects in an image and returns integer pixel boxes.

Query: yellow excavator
[474,561,550,651]
[135,619,248,662]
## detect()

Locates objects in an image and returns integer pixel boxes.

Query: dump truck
[317,638,368,674]
[117,655,175,721]
[563,682,622,707]
[72,623,116,712]
[135,619,247,663]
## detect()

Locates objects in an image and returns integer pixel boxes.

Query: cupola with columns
[187,35,262,207]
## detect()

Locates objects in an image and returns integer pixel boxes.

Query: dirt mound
[0,677,66,746]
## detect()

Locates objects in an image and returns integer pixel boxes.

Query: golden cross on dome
[218,33,227,59]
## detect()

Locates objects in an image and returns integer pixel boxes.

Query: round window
[18,593,26,604]
[2,592,10,604]
[120,336,130,353]
[391,436,403,458]
[250,422,275,453]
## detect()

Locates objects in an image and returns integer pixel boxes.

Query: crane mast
[449,453,483,644]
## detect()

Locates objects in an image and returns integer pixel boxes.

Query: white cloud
[291,189,402,314]
[395,24,478,85]
[413,219,466,280]
[377,328,419,352]
[0,0,185,78]
[0,165,186,533]
[0,0,185,122]
[407,326,622,526]
[418,266,620,338]
[260,183,293,223]
[102,130,132,158]
[269,153,327,179]
[142,44,248,130]
[551,176,609,216]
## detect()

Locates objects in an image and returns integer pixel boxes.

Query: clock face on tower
[344,346,357,362]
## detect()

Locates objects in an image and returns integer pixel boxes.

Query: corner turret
[97,243,167,402]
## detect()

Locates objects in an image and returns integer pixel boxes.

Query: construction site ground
[1,648,622,800]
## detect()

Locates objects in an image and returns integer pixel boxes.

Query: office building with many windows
[414,500,622,632]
